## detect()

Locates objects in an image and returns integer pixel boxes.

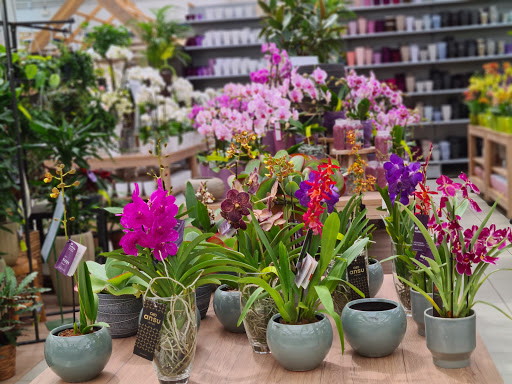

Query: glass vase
[149,290,197,384]
[391,241,412,315]
[239,274,277,354]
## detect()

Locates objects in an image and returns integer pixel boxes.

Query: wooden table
[33,275,502,384]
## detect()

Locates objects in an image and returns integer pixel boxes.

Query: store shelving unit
[343,0,512,175]
[468,124,512,219]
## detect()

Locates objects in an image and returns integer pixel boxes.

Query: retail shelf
[343,22,512,40]
[187,16,261,25]
[405,88,466,97]
[186,74,251,81]
[429,158,468,165]
[348,0,468,12]
[415,118,470,127]
[347,54,512,70]
[184,43,262,51]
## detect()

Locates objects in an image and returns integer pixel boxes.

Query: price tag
[347,254,370,300]
[54,240,87,277]
[133,299,167,361]
[274,122,282,142]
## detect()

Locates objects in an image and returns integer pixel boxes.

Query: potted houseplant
[43,165,111,383]
[399,173,512,369]
[102,177,254,383]
[87,258,147,338]
[238,160,369,371]
[0,267,48,381]
[257,0,353,64]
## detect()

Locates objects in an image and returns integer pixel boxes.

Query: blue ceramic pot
[213,285,245,333]
[44,324,112,382]
[342,298,406,357]
[411,288,433,336]
[266,313,333,371]
[368,259,384,298]
[424,308,476,368]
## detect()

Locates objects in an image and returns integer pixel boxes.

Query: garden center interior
[1,0,512,383]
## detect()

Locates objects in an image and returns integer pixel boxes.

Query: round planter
[213,285,245,333]
[0,222,19,266]
[424,308,476,369]
[368,259,384,298]
[97,294,143,338]
[44,324,112,383]
[0,344,15,380]
[342,298,406,357]
[188,178,226,201]
[266,313,333,371]
[411,288,433,336]
[196,284,212,319]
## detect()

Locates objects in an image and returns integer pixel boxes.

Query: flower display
[220,189,252,230]
[119,178,179,260]
[105,45,133,61]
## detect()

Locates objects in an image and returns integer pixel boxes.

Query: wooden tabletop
[32,275,503,384]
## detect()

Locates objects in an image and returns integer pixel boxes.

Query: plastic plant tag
[133,299,166,361]
[294,253,316,288]
[301,255,318,289]
[54,240,87,277]
[274,122,282,141]
[347,254,370,300]
[413,214,431,266]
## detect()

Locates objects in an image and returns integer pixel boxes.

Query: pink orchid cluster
[250,43,292,85]
[119,178,179,261]
[192,82,298,141]
[344,70,419,130]
[428,173,512,276]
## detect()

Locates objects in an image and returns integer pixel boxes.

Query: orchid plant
[399,173,512,319]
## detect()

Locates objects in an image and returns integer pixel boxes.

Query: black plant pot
[196,284,212,319]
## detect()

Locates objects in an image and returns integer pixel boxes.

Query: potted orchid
[102,177,254,383]
[399,173,512,369]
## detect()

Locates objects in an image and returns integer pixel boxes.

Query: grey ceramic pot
[44,324,112,383]
[424,308,476,368]
[342,298,406,357]
[97,294,143,338]
[213,285,245,333]
[266,313,333,371]
[411,288,433,336]
[196,284,212,319]
[368,259,384,298]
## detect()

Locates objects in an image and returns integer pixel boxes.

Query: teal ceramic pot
[266,313,333,371]
[342,298,406,357]
[424,308,476,369]
[368,259,384,298]
[97,294,142,338]
[411,288,433,336]
[213,285,245,333]
[44,324,112,382]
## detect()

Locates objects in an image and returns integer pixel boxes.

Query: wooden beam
[31,0,85,53]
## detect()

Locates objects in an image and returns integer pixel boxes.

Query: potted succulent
[43,165,111,383]
[399,173,512,369]
[87,258,147,338]
[238,160,369,371]
[0,267,48,381]
[102,177,254,383]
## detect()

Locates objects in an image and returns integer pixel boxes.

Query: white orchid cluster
[99,89,134,116]
[105,45,134,61]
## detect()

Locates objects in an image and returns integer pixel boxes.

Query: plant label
[54,240,87,277]
[134,299,166,361]
[41,193,65,262]
[347,254,370,300]
[413,214,432,266]
[294,253,317,289]
[274,122,282,141]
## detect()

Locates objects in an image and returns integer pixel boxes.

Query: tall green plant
[258,0,353,63]
[84,24,132,58]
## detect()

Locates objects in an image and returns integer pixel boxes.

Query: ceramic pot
[424,308,476,369]
[0,222,19,266]
[410,288,433,336]
[266,313,333,371]
[188,178,226,201]
[196,284,212,319]
[368,259,384,297]
[45,324,112,383]
[97,294,143,338]
[342,298,406,357]
[213,285,245,333]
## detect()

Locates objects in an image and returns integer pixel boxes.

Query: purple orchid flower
[295,172,340,213]
[383,154,423,205]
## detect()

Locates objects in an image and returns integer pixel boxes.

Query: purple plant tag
[55,240,87,276]
[412,214,429,253]
[174,219,185,248]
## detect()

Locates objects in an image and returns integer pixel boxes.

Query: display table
[32,275,502,384]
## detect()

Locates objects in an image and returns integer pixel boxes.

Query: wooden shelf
[330,146,375,156]
[468,124,512,218]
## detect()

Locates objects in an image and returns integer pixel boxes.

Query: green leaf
[316,285,345,353]
[104,207,124,214]
[25,64,37,80]
[237,286,264,326]
[49,73,61,88]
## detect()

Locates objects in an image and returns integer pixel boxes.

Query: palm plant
[136,6,191,70]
